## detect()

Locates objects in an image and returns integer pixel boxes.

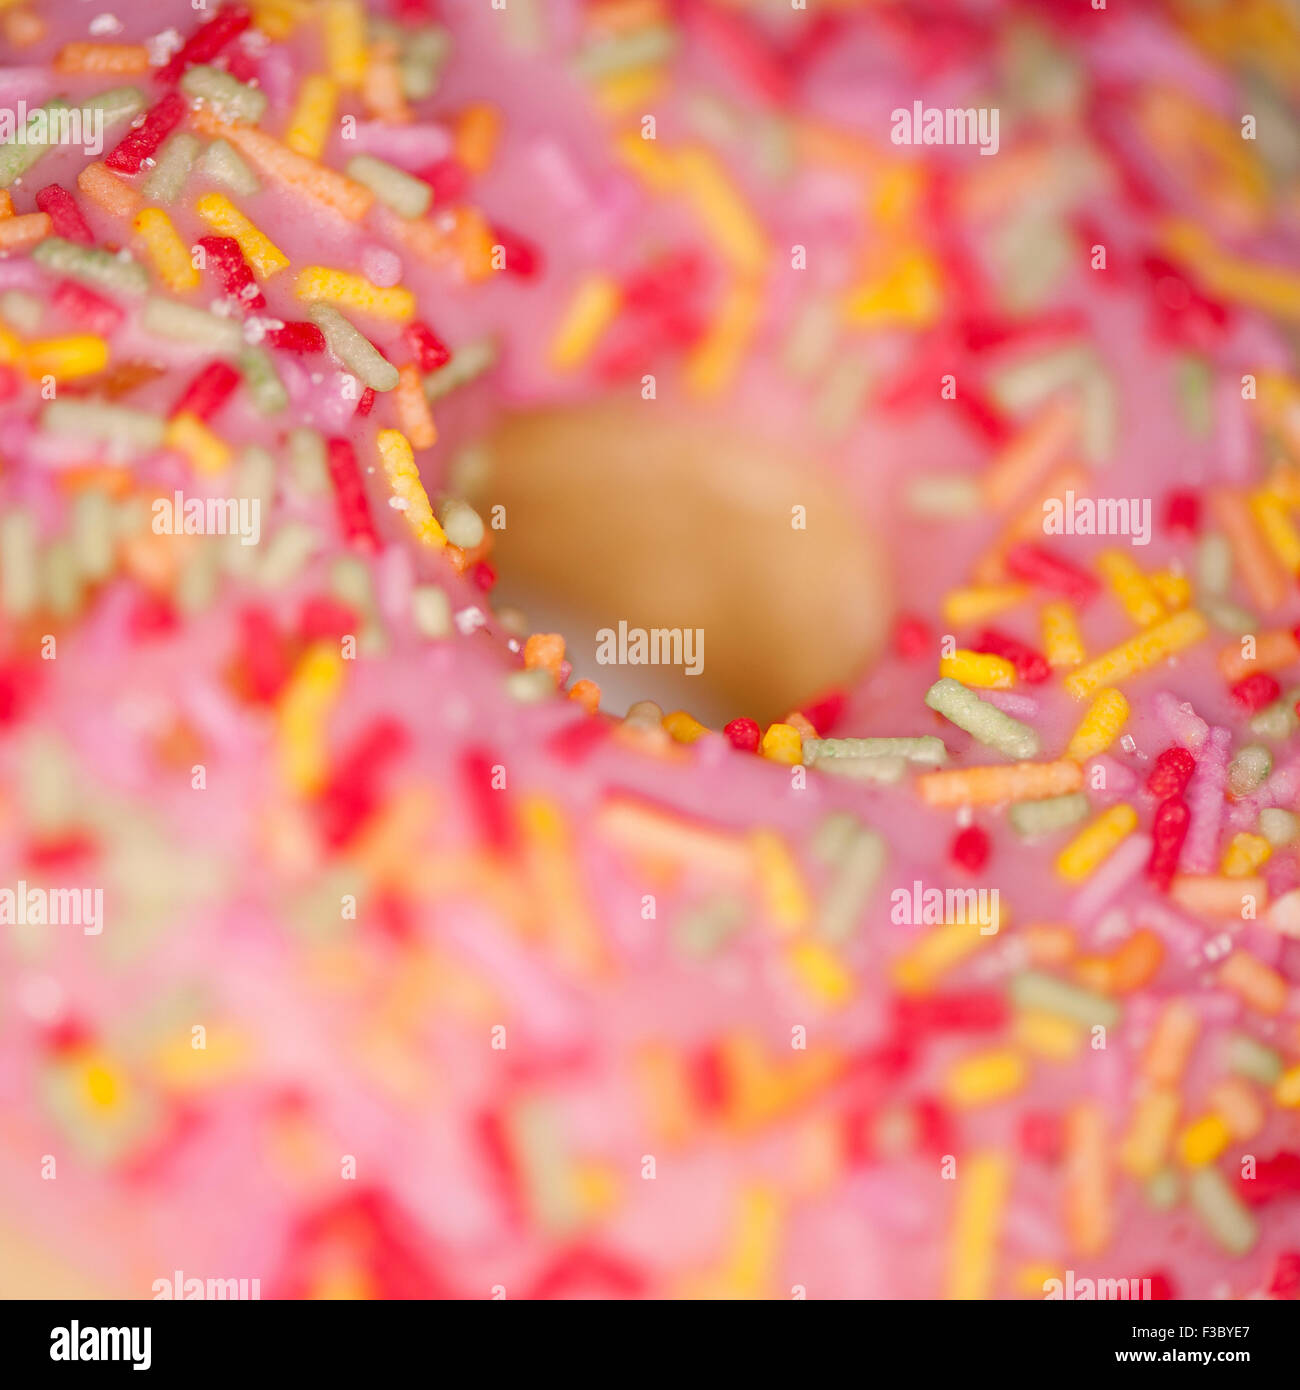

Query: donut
[1,0,1299,1304]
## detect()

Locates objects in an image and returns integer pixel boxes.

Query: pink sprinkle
[1068,831,1151,924]
[1152,691,1209,752]
[359,244,403,288]
[982,690,1038,720]
[1181,725,1230,873]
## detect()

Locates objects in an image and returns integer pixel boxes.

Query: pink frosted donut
[0,0,1298,1305]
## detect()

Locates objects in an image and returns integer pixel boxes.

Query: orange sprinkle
[54,41,150,74]
[0,212,50,253]
[394,363,437,449]
[1208,486,1287,612]
[567,679,600,714]
[981,397,1079,511]
[1169,874,1267,918]
[1207,1077,1265,1141]
[77,161,140,219]
[1218,949,1288,1016]
[1218,628,1300,682]
[974,466,1091,586]
[523,633,566,682]
[362,41,410,125]
[0,189,11,219]
[454,104,503,175]
[917,759,1083,809]
[1063,1100,1112,1256]
[1141,1000,1199,1087]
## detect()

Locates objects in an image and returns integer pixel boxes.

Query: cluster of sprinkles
[0,0,1298,1302]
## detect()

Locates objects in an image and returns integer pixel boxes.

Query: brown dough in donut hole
[470,396,893,726]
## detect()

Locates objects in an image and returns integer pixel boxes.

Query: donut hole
[468,397,892,727]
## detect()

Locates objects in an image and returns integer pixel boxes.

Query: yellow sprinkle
[662,710,708,744]
[843,247,944,328]
[892,918,999,994]
[942,585,1029,626]
[285,74,337,159]
[1056,803,1137,884]
[0,319,20,363]
[947,1152,1009,1299]
[296,265,415,321]
[1149,568,1191,609]
[939,650,1016,689]
[786,939,854,1007]
[1222,832,1271,878]
[376,428,445,548]
[1118,1086,1180,1178]
[1249,489,1300,574]
[1066,688,1129,761]
[165,412,230,475]
[615,129,679,193]
[83,1057,123,1109]
[944,1049,1027,1107]
[684,276,761,396]
[322,0,367,88]
[20,334,108,380]
[278,642,345,795]
[1042,600,1085,667]
[1064,610,1208,699]
[250,0,309,39]
[759,722,802,765]
[1164,215,1300,321]
[1276,1064,1300,1108]
[750,829,811,931]
[727,1185,782,1296]
[595,66,665,116]
[196,193,289,279]
[133,207,200,292]
[675,145,768,275]
[1178,1113,1232,1167]
[548,274,621,371]
[1014,1008,1084,1062]
[1098,549,1165,627]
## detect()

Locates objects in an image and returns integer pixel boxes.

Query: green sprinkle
[309,303,400,391]
[1226,1031,1283,1085]
[32,237,149,296]
[180,65,268,124]
[1258,808,1299,847]
[435,498,485,549]
[806,754,907,784]
[811,811,861,864]
[1187,1167,1257,1256]
[424,338,496,400]
[818,825,885,943]
[1080,368,1117,465]
[345,154,430,219]
[1204,597,1258,636]
[804,736,947,766]
[201,138,259,196]
[72,489,115,581]
[1196,532,1232,598]
[1249,696,1297,741]
[0,509,38,618]
[400,27,451,101]
[1176,355,1214,439]
[1008,792,1089,838]
[0,100,70,188]
[287,428,328,496]
[1144,1169,1181,1212]
[43,400,165,450]
[237,446,275,516]
[0,289,43,334]
[141,297,245,355]
[1227,744,1272,797]
[259,522,318,588]
[505,668,554,703]
[142,132,200,203]
[239,346,288,414]
[574,25,677,78]
[85,86,147,128]
[411,584,451,639]
[989,344,1095,414]
[675,895,746,956]
[924,677,1040,759]
[905,474,983,519]
[42,539,82,619]
[1009,970,1121,1029]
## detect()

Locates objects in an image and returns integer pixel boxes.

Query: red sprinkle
[156,2,253,84]
[1230,672,1281,713]
[1147,746,1196,798]
[1146,796,1190,892]
[34,184,93,244]
[298,595,357,643]
[104,91,187,175]
[490,222,541,279]
[546,715,611,764]
[1163,489,1201,536]
[416,156,470,205]
[1269,1252,1300,1298]
[892,613,933,661]
[0,365,21,401]
[950,824,991,873]
[1140,1270,1176,1301]
[197,234,266,312]
[170,360,240,421]
[528,1245,647,1301]
[237,607,290,702]
[1018,1111,1064,1164]
[460,747,515,854]
[266,320,325,353]
[52,278,122,335]
[893,990,1006,1036]
[723,717,761,752]
[470,560,496,593]
[325,437,380,552]
[1240,1152,1300,1206]
[800,690,845,736]
[127,593,178,641]
[354,386,376,417]
[317,716,408,847]
[404,321,452,372]
[973,628,1050,684]
[1003,542,1101,605]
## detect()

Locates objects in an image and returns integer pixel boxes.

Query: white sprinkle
[455,606,486,636]
[90,14,124,37]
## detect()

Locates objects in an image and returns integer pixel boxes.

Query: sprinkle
[165,411,230,474]
[804,736,946,766]
[0,213,50,253]
[196,193,288,279]
[939,650,1016,689]
[278,644,345,796]
[0,509,37,617]
[944,1049,1026,1108]
[749,830,811,931]
[1146,796,1190,891]
[309,304,399,391]
[285,74,337,159]
[685,277,762,396]
[1015,1009,1083,1061]
[424,339,496,400]
[1226,744,1272,799]
[1010,970,1121,1028]
[1209,487,1286,612]
[1097,551,1165,627]
[196,234,265,312]
[950,825,991,872]
[141,297,244,354]
[0,100,69,188]
[661,711,708,745]
[947,1152,1008,1300]
[925,678,1039,759]
[404,321,451,373]
[1064,1102,1112,1256]
[548,275,621,371]
[20,335,109,380]
[1119,1088,1180,1180]
[1227,1033,1282,1087]
[1056,804,1137,884]
[238,345,287,414]
[1064,610,1208,699]
[158,2,252,83]
[1187,1166,1257,1256]
[786,940,853,1007]
[141,133,200,204]
[892,918,1000,994]
[55,42,151,75]
[201,138,260,196]
[1248,489,1300,575]
[1259,808,1299,847]
[131,207,199,292]
[189,108,374,222]
[816,825,884,943]
[1065,689,1129,762]
[981,397,1078,510]
[105,91,187,175]
[377,428,445,548]
[346,154,431,220]
[1004,542,1100,606]
[1217,949,1286,1015]
[42,399,164,450]
[296,265,414,321]
[942,585,1029,626]
[1219,629,1300,682]
[1008,792,1089,838]
[180,64,267,124]
[32,238,147,299]
[1230,672,1281,714]
[1041,601,1085,667]
[33,184,92,245]
[325,437,378,551]
[759,723,802,765]
[904,473,981,519]
[436,499,484,550]
[918,759,1082,809]
[1276,1066,1300,1108]
[321,0,367,87]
